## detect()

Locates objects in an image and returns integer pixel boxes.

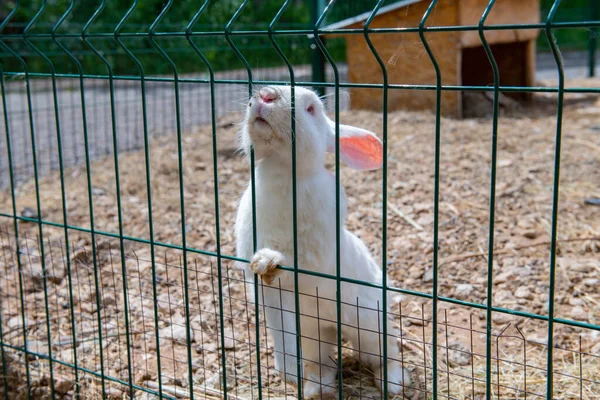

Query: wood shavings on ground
[1,79,599,399]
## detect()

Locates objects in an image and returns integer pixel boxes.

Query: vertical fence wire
[112,0,164,396]
[363,1,389,396]
[417,0,442,397]
[222,2,257,396]
[222,3,264,398]
[313,2,342,398]
[477,1,501,398]
[77,2,137,396]
[147,3,196,397]
[267,3,303,397]
[48,3,80,395]
[0,1,32,395]
[544,1,566,399]
[17,3,57,398]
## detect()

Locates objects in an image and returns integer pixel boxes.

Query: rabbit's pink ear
[327,123,383,170]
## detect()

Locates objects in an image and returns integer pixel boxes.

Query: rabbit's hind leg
[264,287,300,385]
[302,322,337,399]
[350,308,411,396]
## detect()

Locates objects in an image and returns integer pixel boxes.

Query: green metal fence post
[589,0,598,77]
[0,2,32,397]
[112,1,164,396]
[268,3,303,397]
[47,1,84,396]
[544,1,566,399]
[478,1,501,398]
[221,3,263,399]
[20,2,58,397]
[363,1,391,397]
[418,1,442,397]
[310,0,326,96]
[147,2,196,398]
[313,2,343,398]
[76,1,136,396]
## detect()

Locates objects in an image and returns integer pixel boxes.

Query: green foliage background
[0,0,597,77]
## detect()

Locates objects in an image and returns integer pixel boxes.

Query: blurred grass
[0,0,597,77]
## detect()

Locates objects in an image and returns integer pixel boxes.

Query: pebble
[494,289,514,303]
[219,327,236,350]
[494,271,513,284]
[423,268,433,283]
[583,278,600,287]
[159,324,194,344]
[92,187,106,196]
[54,378,74,395]
[571,306,587,321]
[454,284,474,300]
[514,287,532,299]
[20,207,38,219]
[447,341,472,366]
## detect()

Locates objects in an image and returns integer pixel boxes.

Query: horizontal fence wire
[1,0,600,399]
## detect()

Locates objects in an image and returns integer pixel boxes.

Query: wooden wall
[336,0,539,117]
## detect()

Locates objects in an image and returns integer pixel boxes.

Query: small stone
[493,312,512,324]
[571,306,587,321]
[102,292,117,307]
[514,287,532,299]
[448,341,472,366]
[531,336,548,345]
[70,249,91,265]
[160,323,194,344]
[25,263,44,287]
[584,198,600,206]
[7,316,27,330]
[409,267,423,279]
[494,271,513,284]
[54,379,74,394]
[196,342,217,353]
[494,289,514,303]
[135,371,153,384]
[569,297,584,306]
[219,328,235,350]
[522,230,540,239]
[205,366,236,390]
[583,278,600,287]
[454,284,474,300]
[92,187,106,196]
[105,388,123,399]
[21,207,38,219]
[80,302,97,314]
[423,268,433,283]
[26,340,48,359]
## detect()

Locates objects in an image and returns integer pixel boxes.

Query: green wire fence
[1,0,599,399]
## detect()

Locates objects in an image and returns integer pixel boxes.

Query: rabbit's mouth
[255,116,269,126]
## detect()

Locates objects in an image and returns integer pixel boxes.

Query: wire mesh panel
[1,1,600,400]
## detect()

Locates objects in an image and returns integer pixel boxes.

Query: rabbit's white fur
[235,86,410,397]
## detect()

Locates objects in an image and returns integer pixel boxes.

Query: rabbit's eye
[248,101,252,107]
[307,105,315,115]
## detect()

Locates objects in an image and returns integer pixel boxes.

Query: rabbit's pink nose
[259,87,279,103]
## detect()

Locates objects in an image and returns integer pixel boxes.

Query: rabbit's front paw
[250,248,285,285]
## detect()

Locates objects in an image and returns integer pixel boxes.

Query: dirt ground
[1,79,599,399]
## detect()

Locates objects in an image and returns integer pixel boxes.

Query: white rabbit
[235,86,410,398]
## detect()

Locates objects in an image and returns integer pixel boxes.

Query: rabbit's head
[241,85,383,174]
